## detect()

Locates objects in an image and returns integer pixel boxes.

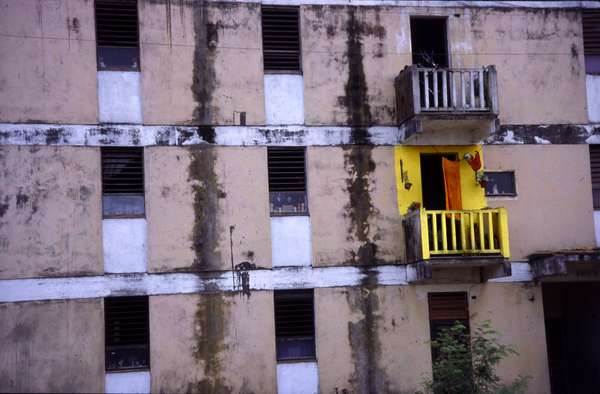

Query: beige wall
[463,8,587,124]
[0,3,586,126]
[484,145,595,260]
[308,146,403,266]
[140,1,265,125]
[150,292,276,393]
[0,146,103,279]
[146,146,270,272]
[0,299,104,393]
[316,283,549,393]
[0,0,97,123]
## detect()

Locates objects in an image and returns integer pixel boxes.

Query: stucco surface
[308,146,403,266]
[0,146,103,279]
[484,144,595,259]
[316,283,549,393]
[146,146,270,272]
[0,299,104,393]
[140,1,265,125]
[149,292,276,393]
[0,0,97,123]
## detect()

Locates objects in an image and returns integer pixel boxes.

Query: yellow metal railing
[420,208,510,260]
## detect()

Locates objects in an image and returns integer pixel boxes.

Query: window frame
[101,147,146,219]
[261,5,303,74]
[274,289,316,362]
[267,146,309,217]
[104,295,150,372]
[484,170,517,198]
[409,16,451,69]
[95,0,141,72]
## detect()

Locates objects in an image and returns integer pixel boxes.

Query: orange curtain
[442,158,462,210]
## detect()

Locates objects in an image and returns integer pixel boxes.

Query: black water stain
[198,126,216,143]
[346,270,394,394]
[15,192,29,209]
[188,146,224,271]
[189,293,233,394]
[191,1,217,124]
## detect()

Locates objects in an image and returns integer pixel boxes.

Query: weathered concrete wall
[0,146,103,279]
[302,6,407,126]
[0,298,104,393]
[0,0,97,123]
[302,5,586,126]
[149,292,276,393]
[464,8,587,124]
[316,283,549,393]
[307,146,403,266]
[315,285,431,393]
[484,145,595,260]
[140,1,265,125]
[146,146,270,272]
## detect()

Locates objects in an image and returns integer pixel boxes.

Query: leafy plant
[418,320,530,394]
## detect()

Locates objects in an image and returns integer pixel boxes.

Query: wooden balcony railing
[395,66,498,124]
[419,208,510,260]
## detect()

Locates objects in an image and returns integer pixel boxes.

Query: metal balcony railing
[395,65,499,124]
[420,208,510,260]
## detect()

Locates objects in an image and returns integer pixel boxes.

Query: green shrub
[418,320,530,394]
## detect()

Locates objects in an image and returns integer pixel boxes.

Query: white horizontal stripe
[0,263,532,302]
[0,123,402,147]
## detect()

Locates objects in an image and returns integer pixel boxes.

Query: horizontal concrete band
[1,123,598,147]
[113,0,600,9]
[0,263,533,303]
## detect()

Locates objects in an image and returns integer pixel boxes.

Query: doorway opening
[420,153,458,210]
[410,17,449,68]
[543,282,600,393]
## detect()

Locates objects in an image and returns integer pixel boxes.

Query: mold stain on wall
[188,146,224,271]
[346,279,393,394]
[191,0,218,124]
[188,293,233,394]
[340,7,382,266]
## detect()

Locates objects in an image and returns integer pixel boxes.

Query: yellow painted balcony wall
[393,145,486,215]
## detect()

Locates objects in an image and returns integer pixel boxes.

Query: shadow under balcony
[403,208,511,283]
[395,66,499,145]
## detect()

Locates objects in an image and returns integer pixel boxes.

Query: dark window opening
[105,296,149,371]
[268,147,307,215]
[590,145,600,209]
[428,292,471,383]
[583,10,600,74]
[484,171,516,197]
[274,289,315,361]
[262,6,301,73]
[410,17,448,68]
[95,0,140,71]
[543,282,600,393]
[420,153,457,210]
[101,147,145,218]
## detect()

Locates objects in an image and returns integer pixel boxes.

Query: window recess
[428,292,470,363]
[583,10,600,74]
[261,6,301,73]
[484,171,516,197]
[274,290,316,361]
[268,147,307,215]
[95,0,140,71]
[102,147,145,218]
[105,296,150,371]
[590,146,600,209]
[410,17,448,68]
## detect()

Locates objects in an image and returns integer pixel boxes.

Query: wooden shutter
[267,147,306,192]
[95,0,139,48]
[105,296,149,370]
[274,290,315,360]
[101,147,144,195]
[428,292,469,321]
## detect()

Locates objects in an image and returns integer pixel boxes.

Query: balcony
[403,208,511,282]
[395,66,499,144]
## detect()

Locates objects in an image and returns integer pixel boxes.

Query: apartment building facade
[1,0,599,393]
